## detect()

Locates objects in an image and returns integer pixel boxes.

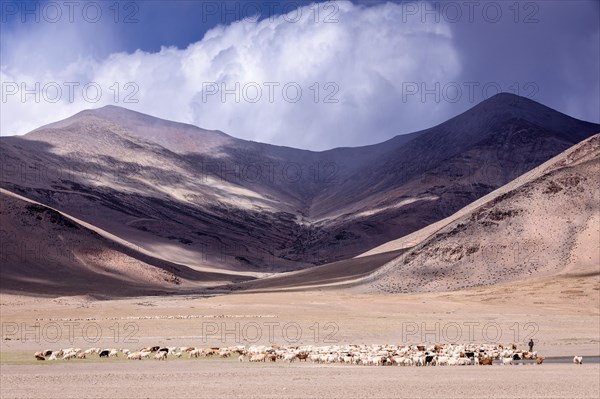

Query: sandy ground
[1,360,598,399]
[1,288,598,355]
[1,281,599,399]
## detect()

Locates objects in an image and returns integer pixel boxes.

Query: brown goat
[479,358,493,366]
[535,357,545,365]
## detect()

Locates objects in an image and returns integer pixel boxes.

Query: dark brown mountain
[1,93,598,295]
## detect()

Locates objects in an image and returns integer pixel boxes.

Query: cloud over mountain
[1,1,460,149]
[2,1,598,150]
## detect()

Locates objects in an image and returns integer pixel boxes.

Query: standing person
[528,339,534,353]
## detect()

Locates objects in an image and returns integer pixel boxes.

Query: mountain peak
[477,92,548,110]
[438,92,599,145]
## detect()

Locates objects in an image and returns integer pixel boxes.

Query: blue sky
[1,1,321,54]
[1,0,599,150]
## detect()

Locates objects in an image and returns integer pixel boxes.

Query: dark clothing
[528,340,534,351]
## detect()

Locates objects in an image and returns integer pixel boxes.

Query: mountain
[0,189,253,296]
[303,94,600,262]
[231,133,599,293]
[0,93,598,295]
[355,132,600,293]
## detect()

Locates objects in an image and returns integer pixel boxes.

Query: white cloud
[0,1,461,150]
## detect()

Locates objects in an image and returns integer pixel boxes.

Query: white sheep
[189,349,201,358]
[457,357,472,366]
[573,356,583,364]
[283,353,296,363]
[250,353,266,362]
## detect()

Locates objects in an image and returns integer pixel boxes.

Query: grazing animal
[296,353,308,362]
[283,353,297,363]
[414,356,425,367]
[127,352,142,360]
[43,350,53,357]
[76,352,86,359]
[436,356,449,366]
[99,350,110,358]
[35,354,45,361]
[153,352,167,360]
[189,349,201,358]
[535,357,545,365]
[573,356,583,364]
[456,358,472,366]
[250,353,267,362]
[502,358,513,365]
[479,358,493,366]
[159,348,169,353]
[385,356,397,366]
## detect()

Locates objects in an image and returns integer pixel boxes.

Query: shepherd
[528,339,534,353]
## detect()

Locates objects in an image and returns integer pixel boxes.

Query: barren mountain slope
[231,134,599,293]
[357,133,600,293]
[0,189,254,296]
[1,94,598,279]
[0,116,315,273]
[302,94,600,262]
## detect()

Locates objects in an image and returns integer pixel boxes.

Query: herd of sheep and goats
[33,343,585,366]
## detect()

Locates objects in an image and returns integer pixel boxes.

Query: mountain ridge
[1,93,598,296]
